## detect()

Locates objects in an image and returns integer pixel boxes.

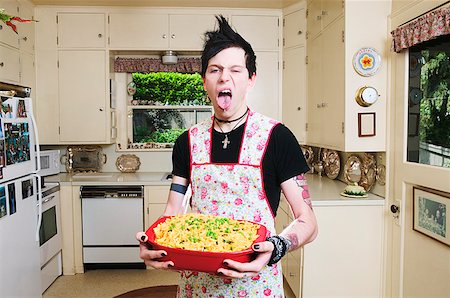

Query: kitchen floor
[43,268,296,297]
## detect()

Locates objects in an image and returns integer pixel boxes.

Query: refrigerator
[0,83,43,297]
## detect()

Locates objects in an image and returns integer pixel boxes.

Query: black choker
[215,108,249,123]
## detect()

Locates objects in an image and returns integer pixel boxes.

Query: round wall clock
[352,47,382,77]
[355,86,379,107]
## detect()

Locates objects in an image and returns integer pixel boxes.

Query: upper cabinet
[109,13,216,51]
[306,0,390,152]
[283,8,306,48]
[57,13,106,48]
[231,15,279,51]
[0,0,20,49]
[307,0,344,40]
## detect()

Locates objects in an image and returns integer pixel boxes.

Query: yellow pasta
[153,213,260,252]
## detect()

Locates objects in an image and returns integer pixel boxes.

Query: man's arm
[279,173,318,250]
[163,175,189,216]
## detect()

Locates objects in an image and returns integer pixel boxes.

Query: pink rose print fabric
[176,111,284,297]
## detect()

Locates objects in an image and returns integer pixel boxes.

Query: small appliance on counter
[62,145,107,173]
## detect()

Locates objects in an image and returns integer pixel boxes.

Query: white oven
[39,183,62,293]
[38,150,61,177]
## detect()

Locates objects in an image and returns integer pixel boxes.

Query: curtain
[391,4,450,53]
[114,57,201,73]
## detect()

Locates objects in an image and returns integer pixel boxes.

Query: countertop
[46,172,384,206]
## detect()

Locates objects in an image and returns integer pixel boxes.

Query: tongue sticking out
[218,91,232,110]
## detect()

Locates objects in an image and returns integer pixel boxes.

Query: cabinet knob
[390,204,399,214]
[298,30,303,35]
[289,272,296,277]
[99,108,104,111]
[171,34,176,39]
[297,107,302,111]
[22,36,28,42]
[0,62,4,67]
[98,33,102,38]
[162,34,167,39]
[0,24,3,30]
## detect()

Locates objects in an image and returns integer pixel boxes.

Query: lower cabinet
[144,185,169,229]
[277,196,384,298]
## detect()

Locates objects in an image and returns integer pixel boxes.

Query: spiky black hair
[201,15,256,78]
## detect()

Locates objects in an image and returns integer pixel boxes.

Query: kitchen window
[406,36,450,168]
[125,71,212,150]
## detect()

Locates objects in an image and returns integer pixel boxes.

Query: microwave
[38,150,61,177]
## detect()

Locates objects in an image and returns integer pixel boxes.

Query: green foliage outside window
[419,51,450,148]
[132,72,208,105]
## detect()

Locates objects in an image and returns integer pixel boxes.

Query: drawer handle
[289,272,296,277]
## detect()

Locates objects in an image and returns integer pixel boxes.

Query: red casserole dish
[144,216,267,273]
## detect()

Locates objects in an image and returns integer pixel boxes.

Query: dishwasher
[80,185,144,269]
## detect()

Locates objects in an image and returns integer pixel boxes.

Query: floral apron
[177,111,284,298]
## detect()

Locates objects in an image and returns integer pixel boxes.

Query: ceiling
[30,0,299,9]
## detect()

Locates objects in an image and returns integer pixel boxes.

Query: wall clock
[355,86,379,107]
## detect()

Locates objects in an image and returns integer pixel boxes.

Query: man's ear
[248,73,257,89]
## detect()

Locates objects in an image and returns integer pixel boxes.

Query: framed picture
[413,186,449,246]
[358,112,376,137]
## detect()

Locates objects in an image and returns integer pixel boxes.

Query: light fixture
[161,50,178,65]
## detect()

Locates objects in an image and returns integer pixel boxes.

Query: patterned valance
[114,57,201,73]
[391,4,450,53]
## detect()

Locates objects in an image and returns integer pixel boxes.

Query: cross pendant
[222,134,230,149]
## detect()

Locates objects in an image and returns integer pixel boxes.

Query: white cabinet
[283,46,307,143]
[144,185,169,229]
[0,0,20,49]
[307,0,344,40]
[0,45,20,83]
[57,13,106,48]
[18,0,35,54]
[302,204,384,297]
[307,16,344,149]
[109,13,216,51]
[283,9,306,48]
[231,15,279,51]
[58,50,108,143]
[306,0,389,151]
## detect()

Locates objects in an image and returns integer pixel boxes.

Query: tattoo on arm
[293,174,313,210]
[285,232,300,248]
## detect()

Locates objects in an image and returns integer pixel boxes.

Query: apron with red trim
[177,110,284,298]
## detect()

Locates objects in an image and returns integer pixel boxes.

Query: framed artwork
[358,112,376,137]
[413,186,449,246]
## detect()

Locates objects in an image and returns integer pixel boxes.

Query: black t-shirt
[172,122,310,216]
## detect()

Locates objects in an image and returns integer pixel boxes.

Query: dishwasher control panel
[80,185,144,199]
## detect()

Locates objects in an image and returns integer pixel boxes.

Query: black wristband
[170,183,188,194]
[266,235,292,266]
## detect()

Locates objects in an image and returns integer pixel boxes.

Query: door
[58,50,107,143]
[387,39,450,298]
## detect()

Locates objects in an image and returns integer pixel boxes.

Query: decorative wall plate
[322,149,340,180]
[376,164,386,186]
[352,47,382,77]
[116,154,141,173]
[340,192,368,198]
[360,153,377,191]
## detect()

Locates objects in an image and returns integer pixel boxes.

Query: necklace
[215,110,248,149]
[215,107,249,123]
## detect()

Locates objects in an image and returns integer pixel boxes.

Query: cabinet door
[283,9,306,48]
[231,15,279,51]
[0,0,19,48]
[246,51,280,120]
[169,14,216,51]
[109,13,168,49]
[283,46,307,143]
[0,44,20,83]
[57,13,106,48]
[321,0,344,29]
[306,0,322,40]
[19,51,34,94]
[144,185,169,228]
[58,50,107,143]
[306,34,322,146]
[321,17,344,149]
[18,0,34,54]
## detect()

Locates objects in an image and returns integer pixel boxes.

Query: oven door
[39,187,62,267]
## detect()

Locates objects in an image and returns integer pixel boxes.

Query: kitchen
[0,0,449,297]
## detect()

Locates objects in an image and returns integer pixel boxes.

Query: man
[138,15,318,297]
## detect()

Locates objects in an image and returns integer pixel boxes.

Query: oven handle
[41,195,55,205]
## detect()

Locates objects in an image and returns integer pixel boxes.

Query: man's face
[203,47,256,117]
